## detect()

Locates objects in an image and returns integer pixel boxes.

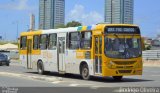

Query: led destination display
[105,26,140,34]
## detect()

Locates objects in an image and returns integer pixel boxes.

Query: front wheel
[81,64,90,80]
[113,76,123,81]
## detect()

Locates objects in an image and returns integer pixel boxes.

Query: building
[0,36,2,40]
[39,0,65,29]
[151,35,160,47]
[105,0,134,24]
[156,35,160,41]
[30,14,35,31]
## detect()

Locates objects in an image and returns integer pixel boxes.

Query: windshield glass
[0,54,6,58]
[104,37,142,59]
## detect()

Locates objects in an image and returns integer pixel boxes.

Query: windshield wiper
[114,34,120,40]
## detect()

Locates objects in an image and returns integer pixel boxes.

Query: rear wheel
[113,76,123,81]
[0,62,2,66]
[37,61,45,75]
[6,63,9,66]
[81,64,90,80]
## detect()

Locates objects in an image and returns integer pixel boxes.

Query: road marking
[69,84,79,87]
[52,81,62,84]
[0,72,22,77]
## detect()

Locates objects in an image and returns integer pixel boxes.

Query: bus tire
[113,76,123,81]
[0,62,2,66]
[81,64,90,80]
[37,61,45,75]
[6,63,10,66]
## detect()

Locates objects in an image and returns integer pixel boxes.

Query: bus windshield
[104,37,142,59]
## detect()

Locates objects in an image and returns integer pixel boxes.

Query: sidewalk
[143,60,160,67]
[10,59,22,66]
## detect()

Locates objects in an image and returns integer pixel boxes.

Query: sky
[0,0,160,40]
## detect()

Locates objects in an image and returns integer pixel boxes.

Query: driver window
[133,38,139,48]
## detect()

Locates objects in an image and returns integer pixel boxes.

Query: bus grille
[113,61,135,65]
[116,66,133,69]
[118,70,132,74]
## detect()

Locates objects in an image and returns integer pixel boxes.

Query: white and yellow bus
[19,24,143,80]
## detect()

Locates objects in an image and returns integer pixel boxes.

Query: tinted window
[69,32,80,49]
[20,36,27,50]
[33,35,39,50]
[40,34,48,50]
[0,54,6,58]
[48,34,57,50]
[81,32,92,49]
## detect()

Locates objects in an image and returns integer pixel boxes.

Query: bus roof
[20,24,138,36]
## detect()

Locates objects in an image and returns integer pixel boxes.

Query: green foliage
[0,41,18,45]
[0,42,6,45]
[145,44,151,50]
[54,21,82,29]
[66,21,82,27]
[54,24,66,29]
[12,42,18,45]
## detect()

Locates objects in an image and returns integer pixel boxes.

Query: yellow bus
[19,24,143,80]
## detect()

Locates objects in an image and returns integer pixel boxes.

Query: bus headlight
[85,51,91,59]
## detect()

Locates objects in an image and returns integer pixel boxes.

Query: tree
[53,21,82,29]
[54,24,66,29]
[66,21,82,27]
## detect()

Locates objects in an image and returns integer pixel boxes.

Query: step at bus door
[58,36,66,72]
[27,39,32,69]
[94,36,102,74]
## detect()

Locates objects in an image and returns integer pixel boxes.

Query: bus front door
[94,36,102,74]
[58,37,66,73]
[27,39,32,69]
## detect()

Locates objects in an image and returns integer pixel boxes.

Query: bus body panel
[19,24,143,78]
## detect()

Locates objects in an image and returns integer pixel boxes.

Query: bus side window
[81,31,92,49]
[20,36,27,50]
[69,32,80,50]
[33,35,39,50]
[40,34,48,50]
[66,33,69,49]
[48,33,57,50]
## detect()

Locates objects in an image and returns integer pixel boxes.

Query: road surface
[0,61,160,87]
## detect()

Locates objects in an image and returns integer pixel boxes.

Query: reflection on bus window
[40,34,48,50]
[20,36,27,50]
[48,34,57,50]
[69,32,80,49]
[81,32,92,49]
[105,37,142,59]
[33,35,39,50]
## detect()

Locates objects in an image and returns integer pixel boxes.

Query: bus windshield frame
[104,26,142,59]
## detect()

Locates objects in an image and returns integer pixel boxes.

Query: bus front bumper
[102,68,143,77]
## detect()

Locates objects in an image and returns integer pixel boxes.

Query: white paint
[69,84,79,87]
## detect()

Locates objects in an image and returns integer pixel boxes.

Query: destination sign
[105,26,140,34]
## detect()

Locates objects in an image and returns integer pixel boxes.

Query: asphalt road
[0,61,160,87]
[0,76,61,87]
